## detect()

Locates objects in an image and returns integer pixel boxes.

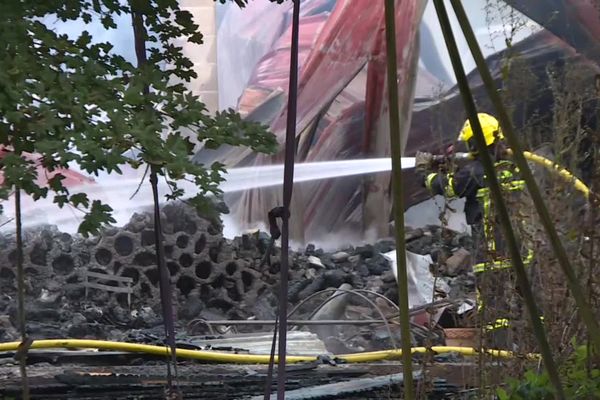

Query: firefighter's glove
[415,151,434,174]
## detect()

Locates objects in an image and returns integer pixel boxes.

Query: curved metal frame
[287,288,398,349]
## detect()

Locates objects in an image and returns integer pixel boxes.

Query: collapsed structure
[0,203,471,348]
[197,0,599,244]
[1,201,482,398]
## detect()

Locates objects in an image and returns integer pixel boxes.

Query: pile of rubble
[0,203,475,352]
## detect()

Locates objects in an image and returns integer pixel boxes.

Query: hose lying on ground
[0,339,538,363]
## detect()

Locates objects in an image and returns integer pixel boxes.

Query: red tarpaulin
[217,0,424,243]
[205,0,600,243]
[0,147,95,188]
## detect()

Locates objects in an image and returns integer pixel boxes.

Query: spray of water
[0,157,415,233]
[220,157,414,192]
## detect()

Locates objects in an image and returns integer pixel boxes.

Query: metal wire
[301,291,449,343]
[188,319,404,327]
[288,289,456,319]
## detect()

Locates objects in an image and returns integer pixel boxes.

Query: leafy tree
[0,0,278,397]
[0,0,277,236]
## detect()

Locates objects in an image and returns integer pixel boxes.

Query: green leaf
[76,31,92,47]
[78,200,115,237]
[497,388,509,400]
[188,32,203,44]
[48,174,67,192]
[100,14,117,29]
[70,192,90,208]
[53,195,69,208]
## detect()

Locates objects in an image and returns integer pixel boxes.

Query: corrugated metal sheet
[188,331,329,356]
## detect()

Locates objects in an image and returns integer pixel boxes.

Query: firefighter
[414,113,531,266]
[415,113,533,346]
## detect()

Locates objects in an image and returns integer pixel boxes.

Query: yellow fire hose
[517,150,591,199]
[452,149,591,198]
[0,339,537,363]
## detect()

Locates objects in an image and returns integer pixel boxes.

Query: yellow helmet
[458,113,503,149]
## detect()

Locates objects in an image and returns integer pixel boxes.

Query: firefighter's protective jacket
[423,158,531,272]
[424,160,486,226]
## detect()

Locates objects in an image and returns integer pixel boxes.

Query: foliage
[217,0,285,8]
[497,344,600,400]
[0,0,277,236]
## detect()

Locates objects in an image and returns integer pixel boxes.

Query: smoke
[221,213,268,240]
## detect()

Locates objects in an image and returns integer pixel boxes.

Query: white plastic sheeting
[383,250,449,309]
[405,196,470,234]
[216,0,292,111]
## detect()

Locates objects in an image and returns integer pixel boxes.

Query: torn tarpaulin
[383,250,449,325]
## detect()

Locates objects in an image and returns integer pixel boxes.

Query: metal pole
[15,188,30,400]
[277,0,301,398]
[450,0,600,350]
[433,1,565,398]
[131,7,177,391]
[383,1,414,398]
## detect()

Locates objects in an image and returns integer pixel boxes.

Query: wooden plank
[84,271,133,283]
[83,282,133,294]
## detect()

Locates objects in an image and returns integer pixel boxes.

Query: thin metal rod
[131,7,177,390]
[277,0,301,398]
[263,316,278,400]
[190,319,402,326]
[150,169,178,377]
[383,0,414,398]
[287,288,400,318]
[288,289,456,320]
[434,1,565,398]
[15,188,30,400]
[450,0,600,350]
